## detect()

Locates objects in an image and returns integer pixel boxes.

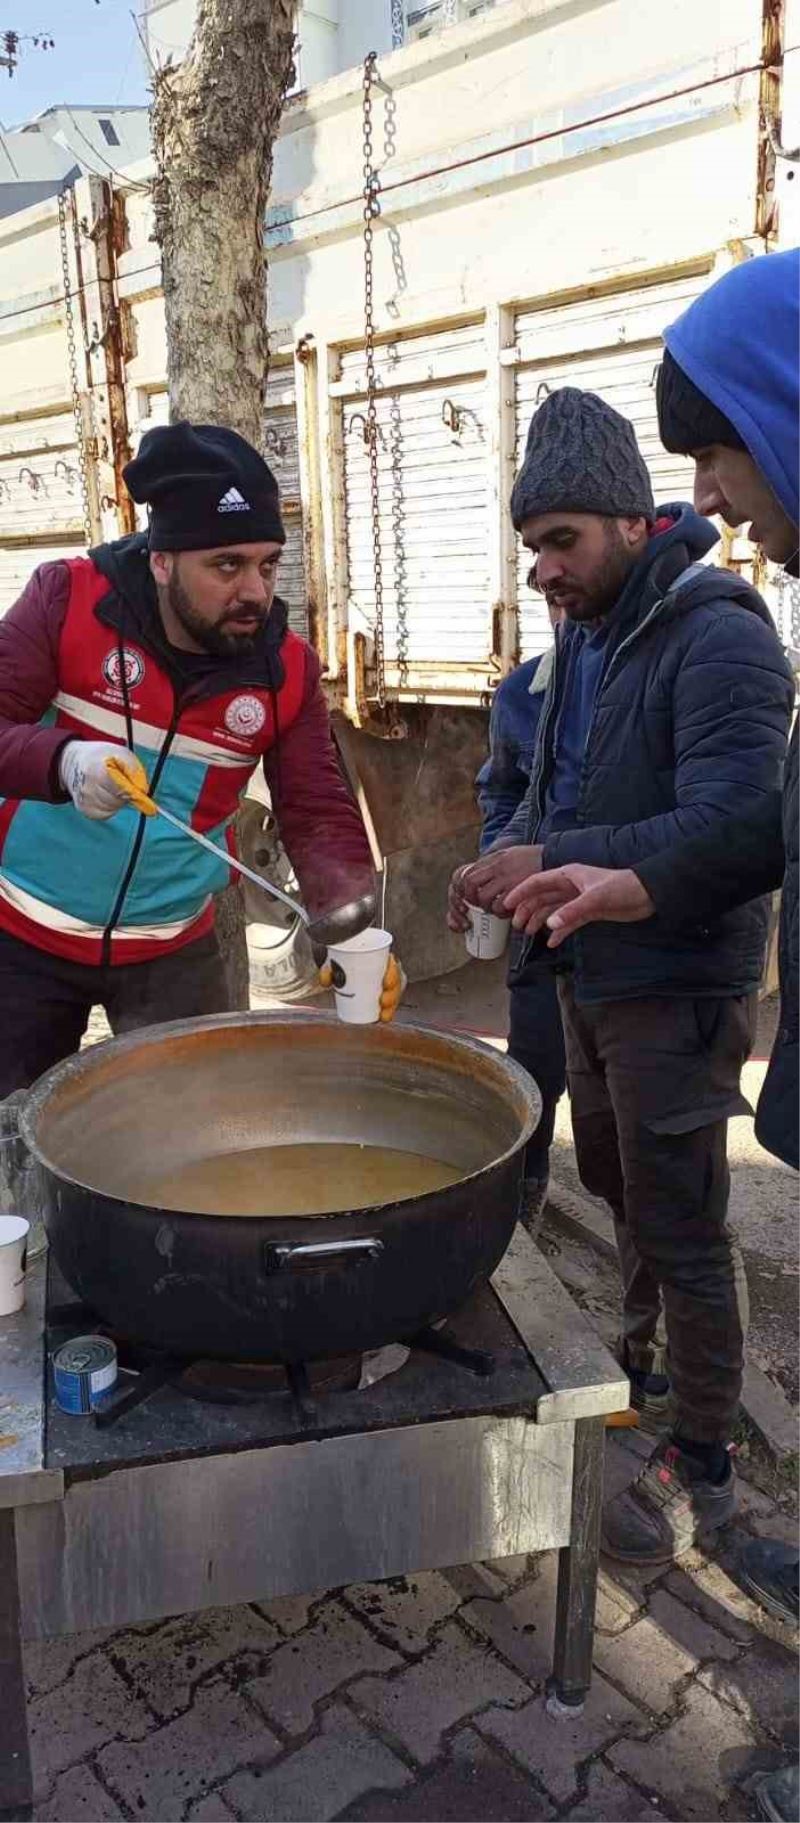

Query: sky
[1,0,150,126]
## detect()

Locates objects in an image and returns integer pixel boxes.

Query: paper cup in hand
[327,928,393,1024]
[0,1214,29,1316]
[465,905,509,961]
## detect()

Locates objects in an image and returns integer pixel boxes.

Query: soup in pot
[136,1141,462,1217]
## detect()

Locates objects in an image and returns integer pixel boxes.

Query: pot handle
[263,1237,384,1275]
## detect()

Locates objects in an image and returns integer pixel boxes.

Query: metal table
[0,1225,628,1820]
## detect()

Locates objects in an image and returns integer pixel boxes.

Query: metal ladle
[105,758,376,951]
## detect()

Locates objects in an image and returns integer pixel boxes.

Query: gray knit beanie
[510,387,655,530]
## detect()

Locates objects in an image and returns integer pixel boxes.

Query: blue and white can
[53,1336,118,1415]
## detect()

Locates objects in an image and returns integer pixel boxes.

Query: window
[404,0,497,42]
[405,1,446,37]
[98,118,120,147]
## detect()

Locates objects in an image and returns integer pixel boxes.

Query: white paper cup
[465,905,510,961]
[0,1214,29,1316]
[327,927,393,1024]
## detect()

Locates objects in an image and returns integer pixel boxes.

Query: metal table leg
[0,1509,32,1821]
[548,1414,605,1714]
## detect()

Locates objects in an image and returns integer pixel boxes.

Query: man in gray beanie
[450,387,793,1566]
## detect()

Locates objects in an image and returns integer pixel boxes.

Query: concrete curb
[546,1177,799,1466]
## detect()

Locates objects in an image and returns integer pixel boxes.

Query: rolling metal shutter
[338,323,490,669]
[0,409,84,613]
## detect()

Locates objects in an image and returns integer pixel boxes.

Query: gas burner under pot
[177,1353,364,1405]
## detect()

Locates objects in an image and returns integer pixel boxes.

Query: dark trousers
[0,929,233,1097]
[557,977,755,1444]
[508,966,567,1182]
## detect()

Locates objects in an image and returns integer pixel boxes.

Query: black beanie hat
[656,348,747,457]
[510,387,655,530]
[123,422,286,551]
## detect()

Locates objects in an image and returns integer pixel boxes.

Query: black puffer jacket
[635,723,798,1169]
[506,507,794,1003]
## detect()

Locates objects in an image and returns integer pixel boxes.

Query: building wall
[337,0,394,68]
[140,0,395,86]
[0,0,793,713]
[140,0,199,67]
[0,107,151,200]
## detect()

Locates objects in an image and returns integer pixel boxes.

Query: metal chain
[57,186,93,546]
[362,50,387,712]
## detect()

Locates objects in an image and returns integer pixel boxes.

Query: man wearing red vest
[0,421,383,1094]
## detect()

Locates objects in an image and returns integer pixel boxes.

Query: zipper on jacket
[524,632,562,844]
[535,561,703,839]
[597,562,703,700]
[100,677,182,968]
[517,566,698,971]
[512,639,562,973]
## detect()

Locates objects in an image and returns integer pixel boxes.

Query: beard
[166,568,268,658]
[545,522,637,624]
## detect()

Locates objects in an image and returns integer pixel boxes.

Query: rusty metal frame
[316,343,350,698]
[294,333,329,669]
[757,0,785,242]
[485,302,518,677]
[82,176,136,540]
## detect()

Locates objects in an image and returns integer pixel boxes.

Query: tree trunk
[150,0,297,1008]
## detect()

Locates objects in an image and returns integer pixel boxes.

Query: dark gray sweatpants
[557,977,756,1444]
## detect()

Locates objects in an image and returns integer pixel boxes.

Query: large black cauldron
[21,1013,539,1363]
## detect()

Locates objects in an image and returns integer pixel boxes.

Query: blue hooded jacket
[661,250,798,1165]
[663,249,799,526]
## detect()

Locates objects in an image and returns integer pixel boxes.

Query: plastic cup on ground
[327,928,393,1024]
[0,1215,29,1316]
[465,905,510,961]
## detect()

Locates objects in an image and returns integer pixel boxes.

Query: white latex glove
[58,741,145,821]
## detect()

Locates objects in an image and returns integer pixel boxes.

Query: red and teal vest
[0,558,307,965]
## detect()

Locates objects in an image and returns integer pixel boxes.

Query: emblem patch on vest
[224,694,267,738]
[103,648,145,691]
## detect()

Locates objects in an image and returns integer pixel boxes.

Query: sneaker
[752,1762,800,1822]
[602,1438,736,1566]
[740,1539,799,1627]
[519,1176,549,1236]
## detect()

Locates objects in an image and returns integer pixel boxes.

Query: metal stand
[548,1415,606,1713]
[0,1511,32,1821]
[409,1325,495,1376]
[1,1229,628,1806]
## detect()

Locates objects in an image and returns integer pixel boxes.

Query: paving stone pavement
[22,1435,798,1823]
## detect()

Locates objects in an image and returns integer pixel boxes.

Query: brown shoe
[602,1439,736,1566]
